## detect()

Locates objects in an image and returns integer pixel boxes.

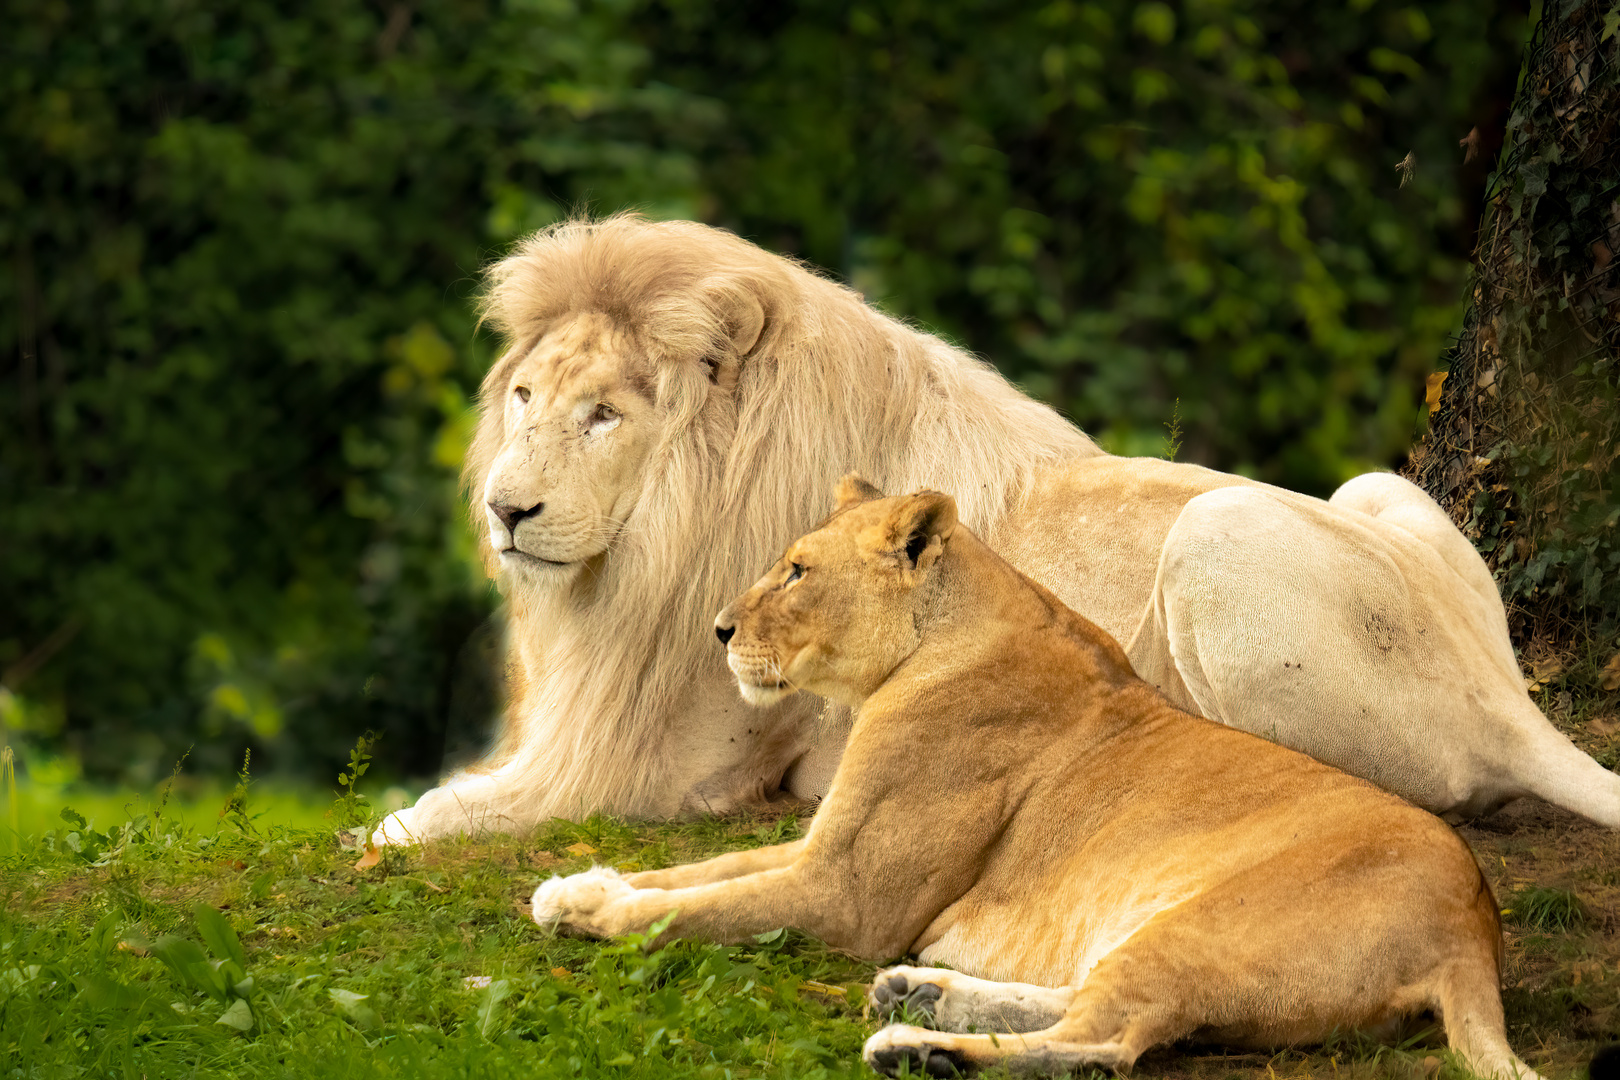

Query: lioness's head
[715,475,958,708]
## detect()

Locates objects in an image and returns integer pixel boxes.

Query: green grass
[1506,885,1589,933]
[6,777,346,842]
[0,784,879,1079]
[5,732,1616,1079]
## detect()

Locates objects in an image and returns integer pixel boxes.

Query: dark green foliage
[1411,0,1620,632]
[648,0,1529,483]
[1,0,1539,783]
[0,0,714,783]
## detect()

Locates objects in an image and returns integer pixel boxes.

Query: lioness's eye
[514,386,531,404]
[591,403,618,424]
[784,563,804,585]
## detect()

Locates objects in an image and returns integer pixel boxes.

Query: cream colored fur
[531,482,1543,1079]
[376,213,1620,844]
[376,214,1093,842]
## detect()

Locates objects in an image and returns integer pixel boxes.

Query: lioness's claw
[864,1025,964,1078]
[870,967,943,1024]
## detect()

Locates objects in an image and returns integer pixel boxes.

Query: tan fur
[376,213,1620,843]
[531,482,1541,1080]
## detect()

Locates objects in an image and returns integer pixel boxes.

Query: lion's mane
[453,215,1098,826]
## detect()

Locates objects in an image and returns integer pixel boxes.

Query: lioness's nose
[489,499,542,532]
[714,617,736,646]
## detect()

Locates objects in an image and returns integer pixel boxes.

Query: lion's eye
[784,563,805,585]
[591,403,619,425]
[514,386,531,404]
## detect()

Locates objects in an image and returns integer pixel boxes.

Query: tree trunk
[1406,0,1620,635]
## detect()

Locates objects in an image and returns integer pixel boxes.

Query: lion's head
[479,312,671,584]
[715,475,959,709]
[468,217,769,592]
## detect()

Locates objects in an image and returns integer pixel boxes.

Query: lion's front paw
[530,867,635,935]
[372,808,420,847]
[864,1025,965,1078]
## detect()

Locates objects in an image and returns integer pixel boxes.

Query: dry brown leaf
[1424,372,1448,412]
[528,850,563,869]
[354,843,382,870]
[800,980,852,1002]
[1459,127,1482,163]
[1587,716,1619,737]
[564,842,597,857]
[1524,657,1565,692]
[550,967,571,979]
[1600,651,1620,692]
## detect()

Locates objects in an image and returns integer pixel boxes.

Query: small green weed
[1507,886,1589,932]
[2,746,17,854]
[332,730,380,830]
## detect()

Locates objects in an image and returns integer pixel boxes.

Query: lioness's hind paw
[864,1025,963,1078]
[870,967,944,1024]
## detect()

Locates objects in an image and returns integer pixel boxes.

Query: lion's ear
[877,490,957,573]
[700,285,766,387]
[726,293,765,355]
[834,473,884,511]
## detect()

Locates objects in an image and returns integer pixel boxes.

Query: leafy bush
[2,0,1536,783]
[0,0,714,783]
[649,0,1529,487]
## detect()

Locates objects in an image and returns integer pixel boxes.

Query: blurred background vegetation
[3,0,1595,793]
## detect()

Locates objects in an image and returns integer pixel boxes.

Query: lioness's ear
[834,473,884,511]
[880,490,957,573]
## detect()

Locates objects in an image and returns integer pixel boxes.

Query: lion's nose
[489,499,542,533]
[715,619,736,646]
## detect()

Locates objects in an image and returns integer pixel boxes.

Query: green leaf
[79,972,145,1010]
[330,987,381,1030]
[193,904,246,969]
[215,997,254,1032]
[477,979,512,1040]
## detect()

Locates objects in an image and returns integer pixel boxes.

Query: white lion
[375,214,1620,843]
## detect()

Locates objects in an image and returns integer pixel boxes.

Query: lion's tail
[1507,704,1620,829]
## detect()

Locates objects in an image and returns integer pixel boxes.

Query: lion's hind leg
[869,965,1075,1034]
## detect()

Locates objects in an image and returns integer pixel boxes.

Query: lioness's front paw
[530,867,635,934]
[863,1024,965,1078]
[870,966,945,1025]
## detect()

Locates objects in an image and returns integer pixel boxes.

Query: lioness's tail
[1433,960,1545,1080]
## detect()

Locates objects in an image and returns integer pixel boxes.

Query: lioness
[531,476,1538,1080]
